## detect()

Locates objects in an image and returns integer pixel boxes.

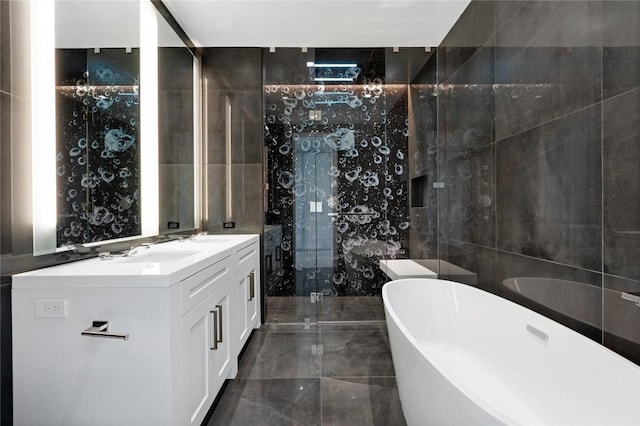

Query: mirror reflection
[157,10,197,234]
[55,0,141,247]
[55,49,141,245]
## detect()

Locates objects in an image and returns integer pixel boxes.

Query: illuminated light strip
[225,96,232,221]
[314,77,355,82]
[193,57,202,228]
[140,0,159,237]
[202,76,209,224]
[306,62,357,68]
[31,0,57,254]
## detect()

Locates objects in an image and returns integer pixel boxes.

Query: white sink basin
[181,236,240,244]
[122,251,199,263]
[12,235,259,288]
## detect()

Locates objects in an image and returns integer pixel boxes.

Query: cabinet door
[236,244,261,350]
[181,284,232,426]
[245,260,260,329]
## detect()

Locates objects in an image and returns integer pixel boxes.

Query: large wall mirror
[32,0,198,255]
[157,8,199,235]
[55,1,142,248]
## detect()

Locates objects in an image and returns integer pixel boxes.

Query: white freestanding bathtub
[382,278,640,426]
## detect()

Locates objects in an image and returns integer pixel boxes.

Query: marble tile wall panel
[408,81,437,178]
[204,164,263,232]
[158,89,194,165]
[438,48,494,163]
[408,231,437,260]
[603,89,640,280]
[604,47,640,101]
[603,1,640,99]
[203,48,262,91]
[159,164,194,231]
[496,106,602,271]
[439,143,495,248]
[439,1,495,49]
[205,89,263,165]
[603,1,640,47]
[158,47,194,91]
[494,46,602,141]
[439,242,496,292]
[494,1,603,49]
[230,164,264,229]
[204,164,226,229]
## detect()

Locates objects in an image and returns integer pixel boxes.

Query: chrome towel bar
[81,321,129,340]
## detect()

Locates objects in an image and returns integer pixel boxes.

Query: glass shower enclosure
[263,48,418,322]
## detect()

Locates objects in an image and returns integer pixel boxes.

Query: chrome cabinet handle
[210,304,224,351]
[248,272,255,301]
[81,321,129,340]
[210,309,218,350]
[216,304,223,344]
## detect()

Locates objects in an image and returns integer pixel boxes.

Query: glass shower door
[293,135,334,301]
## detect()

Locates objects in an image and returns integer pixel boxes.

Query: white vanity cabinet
[233,239,261,354]
[179,255,235,426]
[12,235,261,426]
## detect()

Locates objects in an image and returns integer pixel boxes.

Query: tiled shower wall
[430,0,640,364]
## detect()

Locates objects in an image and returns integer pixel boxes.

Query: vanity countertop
[13,234,258,288]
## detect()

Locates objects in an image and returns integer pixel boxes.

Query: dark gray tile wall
[429,0,640,365]
[496,106,602,270]
[202,48,264,233]
[603,89,640,280]
[158,47,196,232]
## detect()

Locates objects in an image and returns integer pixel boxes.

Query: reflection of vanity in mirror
[32,0,198,255]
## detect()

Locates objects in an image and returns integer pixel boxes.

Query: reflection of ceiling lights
[308,62,360,82]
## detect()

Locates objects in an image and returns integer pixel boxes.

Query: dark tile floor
[206,297,406,426]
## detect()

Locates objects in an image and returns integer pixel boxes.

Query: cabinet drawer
[236,241,258,270]
[180,256,232,316]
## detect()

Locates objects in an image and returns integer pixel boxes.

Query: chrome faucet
[189,231,208,241]
[98,242,153,260]
[123,242,153,256]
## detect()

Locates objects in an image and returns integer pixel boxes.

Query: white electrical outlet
[35,299,68,318]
